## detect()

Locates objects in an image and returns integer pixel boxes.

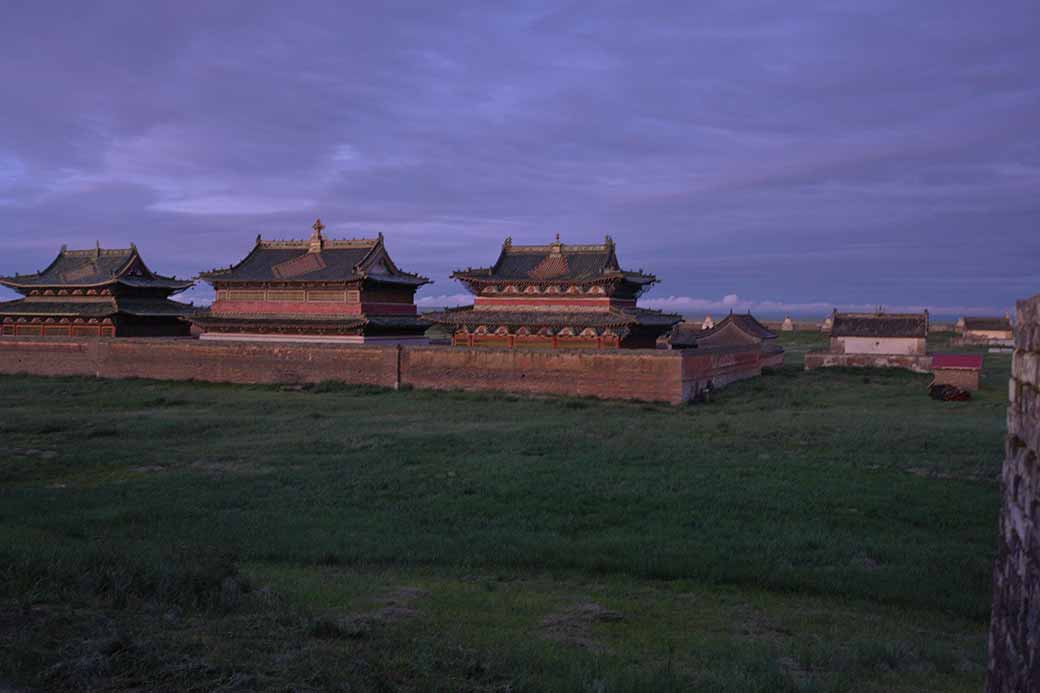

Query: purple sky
[1,1,1037,317]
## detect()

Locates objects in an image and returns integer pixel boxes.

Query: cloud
[416,293,473,308]
[642,294,1014,318]
[0,2,1037,311]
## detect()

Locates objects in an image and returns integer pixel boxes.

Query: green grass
[0,331,1005,691]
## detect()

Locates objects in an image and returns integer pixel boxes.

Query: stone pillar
[988,293,1040,691]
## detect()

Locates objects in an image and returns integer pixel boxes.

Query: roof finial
[95,240,101,259]
[309,218,325,253]
[503,236,512,249]
[554,233,560,242]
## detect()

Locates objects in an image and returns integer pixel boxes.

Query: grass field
[0,332,1007,691]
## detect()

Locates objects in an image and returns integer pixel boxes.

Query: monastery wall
[96,339,400,387]
[0,338,400,388]
[0,339,101,376]
[679,347,763,400]
[988,293,1040,691]
[398,345,687,404]
[0,337,765,405]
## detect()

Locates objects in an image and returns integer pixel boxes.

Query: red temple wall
[209,300,417,317]
[473,296,633,310]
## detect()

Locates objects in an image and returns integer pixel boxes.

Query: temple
[0,244,194,337]
[424,235,680,349]
[192,220,431,344]
[668,311,784,367]
[829,310,929,355]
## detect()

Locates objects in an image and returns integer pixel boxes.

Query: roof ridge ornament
[309,218,325,253]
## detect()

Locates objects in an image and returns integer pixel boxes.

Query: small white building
[956,316,1013,343]
[701,314,714,330]
[829,310,928,355]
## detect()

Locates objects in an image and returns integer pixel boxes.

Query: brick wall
[680,347,763,400]
[0,337,766,405]
[0,339,100,376]
[399,345,686,403]
[0,338,399,388]
[989,293,1040,691]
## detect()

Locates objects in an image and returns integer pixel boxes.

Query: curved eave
[197,238,268,283]
[451,273,643,287]
[0,277,121,290]
[115,278,195,293]
[360,273,432,287]
[423,307,681,330]
[198,275,364,285]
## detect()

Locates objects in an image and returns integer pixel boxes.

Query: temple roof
[452,236,657,286]
[423,306,680,329]
[961,316,1012,331]
[198,220,430,287]
[831,311,928,338]
[0,297,197,319]
[670,312,776,348]
[0,245,193,292]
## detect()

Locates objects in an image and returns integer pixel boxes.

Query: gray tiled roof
[198,235,429,286]
[0,299,117,317]
[117,299,198,317]
[962,316,1012,331]
[453,237,656,284]
[0,246,192,291]
[669,312,776,348]
[831,312,928,338]
[0,298,196,318]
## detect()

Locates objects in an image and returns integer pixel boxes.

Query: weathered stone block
[989,293,1040,692]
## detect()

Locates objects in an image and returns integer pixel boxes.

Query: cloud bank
[0,1,1037,310]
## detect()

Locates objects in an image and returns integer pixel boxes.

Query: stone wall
[989,293,1040,691]
[0,337,766,405]
[803,351,933,374]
